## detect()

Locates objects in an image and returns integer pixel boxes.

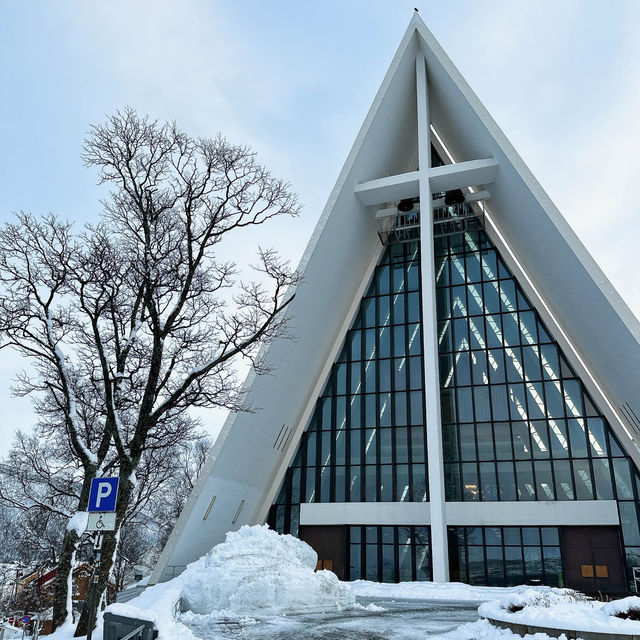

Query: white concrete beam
[446,500,620,527]
[428,157,498,192]
[300,502,430,526]
[300,500,620,528]
[417,52,449,584]
[354,171,420,206]
[354,160,496,208]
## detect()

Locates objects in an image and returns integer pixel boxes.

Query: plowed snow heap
[180,525,354,614]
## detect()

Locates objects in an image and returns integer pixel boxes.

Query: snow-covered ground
[40,526,639,640]
[349,579,531,602]
[480,590,640,635]
[0,623,22,640]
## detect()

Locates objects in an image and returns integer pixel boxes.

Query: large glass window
[269,242,429,536]
[448,526,562,587]
[348,525,431,582]
[437,231,640,587]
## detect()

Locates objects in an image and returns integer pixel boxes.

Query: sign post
[85,477,119,640]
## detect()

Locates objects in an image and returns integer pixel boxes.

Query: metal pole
[86,533,103,640]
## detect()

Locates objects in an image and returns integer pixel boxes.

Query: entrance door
[560,526,626,594]
[299,525,346,580]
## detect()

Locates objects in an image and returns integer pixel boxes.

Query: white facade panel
[445,501,620,528]
[300,502,431,526]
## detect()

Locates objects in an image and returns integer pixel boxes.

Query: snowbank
[444,618,567,640]
[602,596,640,620]
[480,590,640,635]
[480,587,585,615]
[106,525,354,639]
[350,580,537,602]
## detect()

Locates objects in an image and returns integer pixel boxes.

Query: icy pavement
[178,596,482,639]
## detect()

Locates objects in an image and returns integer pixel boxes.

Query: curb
[486,616,640,640]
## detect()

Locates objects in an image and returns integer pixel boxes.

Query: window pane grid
[269,242,430,537]
[438,231,640,589]
[348,525,431,582]
[448,526,563,587]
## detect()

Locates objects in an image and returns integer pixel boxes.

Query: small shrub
[613,606,640,621]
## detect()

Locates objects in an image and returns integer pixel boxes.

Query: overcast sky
[1,0,640,445]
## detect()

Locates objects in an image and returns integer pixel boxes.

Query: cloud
[454,0,640,318]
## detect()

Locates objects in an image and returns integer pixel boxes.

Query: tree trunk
[52,472,94,631]
[52,528,80,629]
[74,475,133,637]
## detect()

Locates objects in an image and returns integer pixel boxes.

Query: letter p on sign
[88,477,119,512]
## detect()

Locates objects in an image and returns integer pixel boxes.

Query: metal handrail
[377,209,421,246]
[119,624,146,640]
[433,201,483,238]
[377,200,485,245]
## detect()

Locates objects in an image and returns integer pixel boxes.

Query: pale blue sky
[1,1,640,443]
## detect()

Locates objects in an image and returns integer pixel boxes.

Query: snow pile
[180,524,354,615]
[602,596,640,620]
[66,511,88,535]
[107,525,354,639]
[480,590,640,635]
[480,587,586,616]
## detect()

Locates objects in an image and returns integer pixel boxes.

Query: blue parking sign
[88,477,119,512]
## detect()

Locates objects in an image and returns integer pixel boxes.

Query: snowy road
[179,597,481,639]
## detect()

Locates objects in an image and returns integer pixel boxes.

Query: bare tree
[111,437,212,593]
[0,108,300,635]
[145,436,211,553]
[0,427,213,623]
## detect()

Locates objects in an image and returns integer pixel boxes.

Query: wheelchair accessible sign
[86,477,119,531]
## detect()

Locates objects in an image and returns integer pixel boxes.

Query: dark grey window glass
[515,461,535,501]
[395,428,408,463]
[534,461,554,500]
[587,418,608,457]
[462,463,479,501]
[549,420,569,458]
[397,464,410,501]
[620,502,640,546]
[411,428,426,463]
[476,423,494,461]
[497,462,516,501]
[553,460,574,500]
[592,458,614,500]
[459,424,476,461]
[348,525,431,582]
[449,526,562,587]
[457,388,473,423]
[614,459,634,499]
[480,462,498,501]
[568,419,588,458]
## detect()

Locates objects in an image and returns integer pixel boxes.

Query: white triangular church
[151,14,640,594]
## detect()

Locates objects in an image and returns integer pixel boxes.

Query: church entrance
[299,525,346,579]
[560,526,626,594]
